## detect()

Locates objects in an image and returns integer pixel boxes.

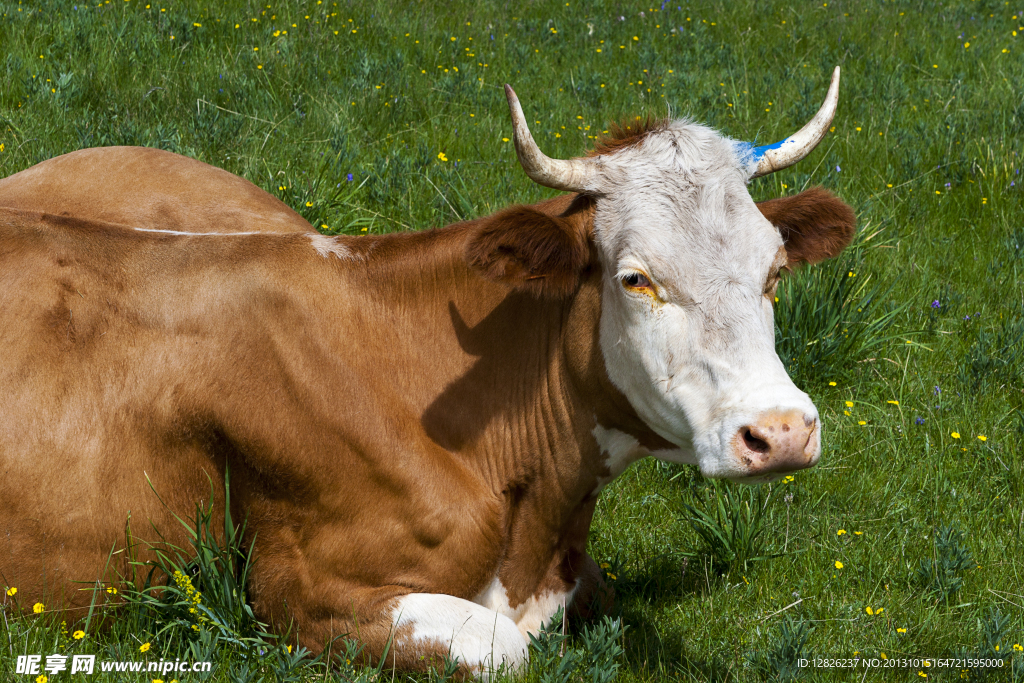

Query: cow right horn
[505,85,599,194]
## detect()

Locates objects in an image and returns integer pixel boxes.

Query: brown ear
[466,202,593,297]
[756,187,856,266]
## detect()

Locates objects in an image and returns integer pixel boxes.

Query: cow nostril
[742,428,770,454]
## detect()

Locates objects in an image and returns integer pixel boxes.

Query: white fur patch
[591,424,647,491]
[132,227,262,236]
[472,576,576,641]
[307,233,352,260]
[392,593,527,677]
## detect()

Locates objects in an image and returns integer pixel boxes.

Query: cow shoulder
[465,194,595,297]
[756,186,855,265]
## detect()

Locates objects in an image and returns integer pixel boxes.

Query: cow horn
[750,66,841,178]
[505,85,599,194]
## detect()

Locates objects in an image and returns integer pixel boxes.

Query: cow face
[589,122,852,481]
[471,74,855,482]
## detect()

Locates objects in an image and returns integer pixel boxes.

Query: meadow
[1,0,1022,680]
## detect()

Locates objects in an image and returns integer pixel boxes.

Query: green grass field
[1,0,1022,680]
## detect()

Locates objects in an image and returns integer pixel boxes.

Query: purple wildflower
[931,300,941,308]
[915,417,925,425]
[836,165,841,172]
[346,173,353,182]
[934,386,941,395]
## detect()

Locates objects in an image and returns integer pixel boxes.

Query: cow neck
[323,197,670,508]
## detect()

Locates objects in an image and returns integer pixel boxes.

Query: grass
[1,0,1022,680]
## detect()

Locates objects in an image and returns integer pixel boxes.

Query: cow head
[470,69,855,483]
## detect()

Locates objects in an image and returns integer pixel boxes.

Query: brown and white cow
[0,70,854,675]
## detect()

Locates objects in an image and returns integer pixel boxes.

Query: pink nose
[734,409,819,476]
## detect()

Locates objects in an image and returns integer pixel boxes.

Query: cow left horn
[505,85,599,194]
[750,66,841,178]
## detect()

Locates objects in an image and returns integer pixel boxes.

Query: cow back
[0,146,313,235]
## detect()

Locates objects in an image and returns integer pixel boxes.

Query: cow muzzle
[733,409,819,477]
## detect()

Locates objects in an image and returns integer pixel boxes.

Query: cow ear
[466,204,593,297]
[756,187,856,266]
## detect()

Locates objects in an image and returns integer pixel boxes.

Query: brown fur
[755,187,856,265]
[587,115,668,157]
[465,195,595,297]
[0,205,636,673]
[0,146,313,234]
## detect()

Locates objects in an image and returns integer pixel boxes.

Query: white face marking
[308,233,353,260]
[472,576,576,641]
[591,122,819,480]
[392,593,527,677]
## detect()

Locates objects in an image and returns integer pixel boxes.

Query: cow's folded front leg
[391,593,528,676]
[258,583,528,679]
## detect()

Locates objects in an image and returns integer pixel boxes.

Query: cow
[0,69,854,676]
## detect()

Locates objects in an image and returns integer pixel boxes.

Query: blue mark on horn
[736,139,787,166]
[750,137,789,162]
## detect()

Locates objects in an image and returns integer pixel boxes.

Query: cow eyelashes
[621,271,652,290]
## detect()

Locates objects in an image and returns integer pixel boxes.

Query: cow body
[0,198,643,670]
[0,79,855,675]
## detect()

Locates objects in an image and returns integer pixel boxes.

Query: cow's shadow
[421,295,564,452]
[576,553,740,682]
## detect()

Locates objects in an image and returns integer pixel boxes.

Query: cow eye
[622,272,651,289]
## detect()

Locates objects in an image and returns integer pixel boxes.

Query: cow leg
[271,585,527,679]
[390,593,528,677]
[567,552,615,620]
